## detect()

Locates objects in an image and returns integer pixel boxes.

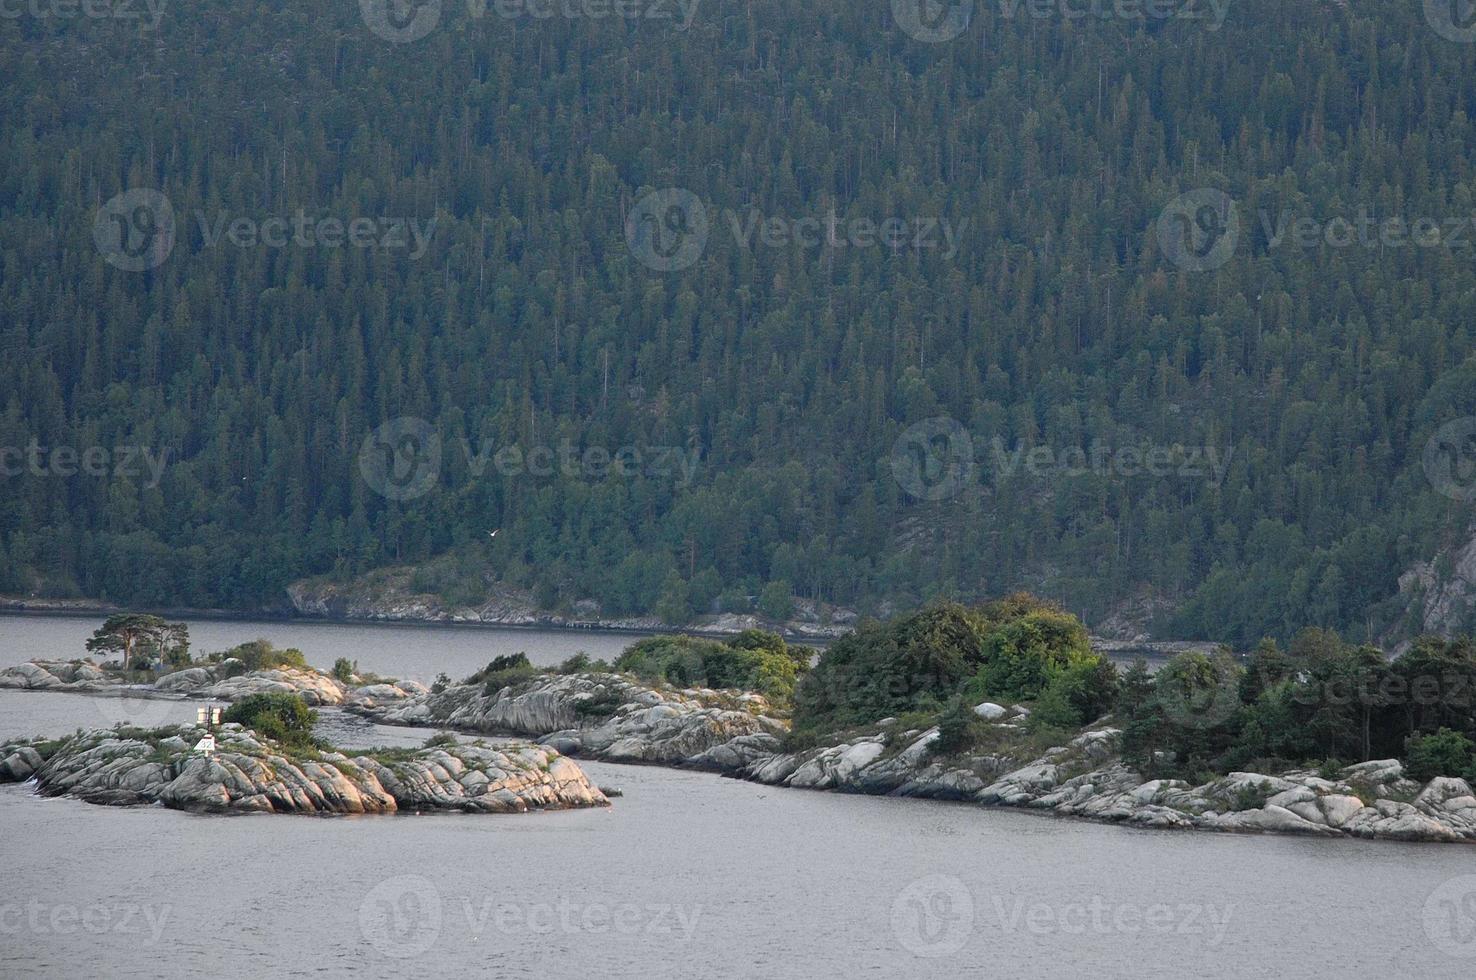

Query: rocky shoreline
[350,678,1476,844]
[284,577,855,640]
[0,658,428,708]
[737,719,1476,842]
[7,659,1476,842]
[353,671,787,770]
[0,724,607,815]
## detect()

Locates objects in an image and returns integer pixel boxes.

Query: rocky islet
[5,658,1476,842]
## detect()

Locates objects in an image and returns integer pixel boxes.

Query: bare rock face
[0,660,118,690]
[0,658,409,709]
[354,673,785,769]
[155,662,348,706]
[737,724,1476,844]
[0,726,607,816]
[1394,522,1476,648]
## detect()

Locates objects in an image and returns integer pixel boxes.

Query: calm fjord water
[0,616,1471,979]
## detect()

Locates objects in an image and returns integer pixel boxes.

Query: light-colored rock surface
[7,659,1474,844]
[0,658,417,710]
[738,724,1476,844]
[353,672,785,768]
[0,726,607,815]
[0,660,118,690]
[155,661,348,705]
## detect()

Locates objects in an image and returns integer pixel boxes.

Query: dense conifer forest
[3,0,1476,646]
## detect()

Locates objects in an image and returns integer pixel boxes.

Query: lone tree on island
[86,614,190,671]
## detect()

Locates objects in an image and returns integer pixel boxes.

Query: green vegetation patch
[613,629,812,709]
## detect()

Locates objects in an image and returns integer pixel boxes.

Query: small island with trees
[3,595,1475,839]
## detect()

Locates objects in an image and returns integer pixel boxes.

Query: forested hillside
[3,0,1476,646]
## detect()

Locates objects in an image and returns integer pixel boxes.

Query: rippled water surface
[0,618,1471,979]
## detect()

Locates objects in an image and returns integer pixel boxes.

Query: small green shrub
[221,692,319,750]
[468,653,538,694]
[614,631,809,707]
[931,698,986,756]
[222,640,309,672]
[1405,728,1476,782]
[1229,781,1272,812]
[573,688,625,718]
[331,658,356,683]
[558,653,592,674]
[431,672,450,694]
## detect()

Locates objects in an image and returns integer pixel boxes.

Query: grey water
[0,613,647,684]
[0,617,1471,979]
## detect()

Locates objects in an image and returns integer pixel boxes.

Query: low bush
[931,697,987,756]
[219,640,309,672]
[468,653,538,694]
[1405,728,1476,782]
[221,692,319,750]
[557,653,592,674]
[614,630,811,706]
